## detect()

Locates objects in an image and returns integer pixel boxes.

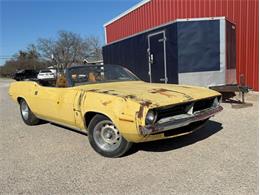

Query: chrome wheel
[93,120,122,152]
[19,99,40,126]
[21,100,29,120]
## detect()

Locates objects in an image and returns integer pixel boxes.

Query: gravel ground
[0,78,258,195]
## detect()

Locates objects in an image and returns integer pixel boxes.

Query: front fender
[81,92,145,142]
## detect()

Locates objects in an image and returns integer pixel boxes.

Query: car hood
[76,81,220,108]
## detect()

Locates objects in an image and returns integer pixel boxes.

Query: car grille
[193,98,215,112]
[156,103,190,121]
[155,97,217,122]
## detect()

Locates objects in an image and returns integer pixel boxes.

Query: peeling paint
[149,88,174,98]
[100,90,114,94]
[110,93,119,96]
[149,88,193,101]
[125,95,137,99]
[137,105,145,119]
[137,100,153,119]
[87,89,98,92]
[77,91,84,108]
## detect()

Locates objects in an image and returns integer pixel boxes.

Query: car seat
[88,72,96,82]
[56,75,67,87]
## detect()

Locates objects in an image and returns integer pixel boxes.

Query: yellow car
[9,64,223,157]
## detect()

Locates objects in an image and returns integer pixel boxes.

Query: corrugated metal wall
[105,0,259,91]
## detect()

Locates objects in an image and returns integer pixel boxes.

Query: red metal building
[104,0,259,91]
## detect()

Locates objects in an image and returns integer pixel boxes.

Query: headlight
[145,110,157,125]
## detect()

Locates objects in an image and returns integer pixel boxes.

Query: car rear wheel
[19,99,40,125]
[88,114,132,158]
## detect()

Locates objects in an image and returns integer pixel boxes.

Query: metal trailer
[103,17,236,88]
[102,17,251,104]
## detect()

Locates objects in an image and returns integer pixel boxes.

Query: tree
[0,46,49,77]
[85,36,103,61]
[27,44,40,60]
[37,31,103,69]
[0,30,103,77]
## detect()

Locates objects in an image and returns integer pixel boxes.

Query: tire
[88,114,132,158]
[19,99,40,125]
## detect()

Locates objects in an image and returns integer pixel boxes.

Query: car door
[31,84,80,126]
[29,83,61,121]
[54,88,80,127]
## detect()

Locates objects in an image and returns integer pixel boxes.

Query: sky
[0,0,141,65]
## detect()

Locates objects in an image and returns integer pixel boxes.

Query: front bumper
[140,105,223,135]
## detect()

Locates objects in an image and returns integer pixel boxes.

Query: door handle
[34,91,38,95]
[149,54,154,64]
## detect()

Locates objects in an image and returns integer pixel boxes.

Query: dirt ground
[0,79,258,194]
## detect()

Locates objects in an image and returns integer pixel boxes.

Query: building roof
[104,0,151,27]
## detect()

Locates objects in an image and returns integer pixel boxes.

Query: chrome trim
[21,100,29,120]
[140,105,223,135]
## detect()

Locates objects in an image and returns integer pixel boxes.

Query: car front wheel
[88,114,132,158]
[19,99,40,125]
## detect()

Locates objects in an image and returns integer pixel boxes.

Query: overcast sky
[0,0,141,65]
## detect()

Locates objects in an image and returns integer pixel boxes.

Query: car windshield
[67,65,139,86]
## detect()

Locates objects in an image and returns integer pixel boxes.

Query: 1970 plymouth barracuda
[9,64,223,157]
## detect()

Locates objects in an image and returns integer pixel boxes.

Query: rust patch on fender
[110,93,119,96]
[139,125,161,135]
[87,89,98,92]
[149,88,173,98]
[137,100,153,119]
[99,90,115,94]
[150,88,193,101]
[125,95,137,99]
[85,89,115,94]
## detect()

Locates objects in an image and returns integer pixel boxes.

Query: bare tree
[27,44,40,59]
[0,45,49,77]
[37,31,102,69]
[85,36,103,61]
[0,31,103,77]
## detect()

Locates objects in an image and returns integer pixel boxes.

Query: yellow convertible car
[9,64,223,157]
